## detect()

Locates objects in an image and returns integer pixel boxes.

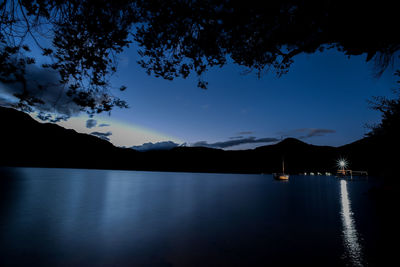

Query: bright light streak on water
[3,168,385,266]
[340,179,364,267]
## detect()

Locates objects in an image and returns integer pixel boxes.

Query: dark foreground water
[0,167,397,266]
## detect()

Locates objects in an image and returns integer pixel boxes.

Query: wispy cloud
[278,128,336,139]
[192,136,278,149]
[301,128,336,138]
[229,131,253,140]
[237,131,253,135]
[98,123,110,127]
[90,131,112,141]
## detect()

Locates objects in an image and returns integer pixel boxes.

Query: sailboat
[273,159,289,180]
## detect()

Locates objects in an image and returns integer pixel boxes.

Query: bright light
[337,158,348,170]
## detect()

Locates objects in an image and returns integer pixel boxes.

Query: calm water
[0,167,396,266]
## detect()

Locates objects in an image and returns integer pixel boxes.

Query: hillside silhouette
[0,107,394,177]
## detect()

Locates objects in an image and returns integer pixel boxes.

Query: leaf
[22,45,30,52]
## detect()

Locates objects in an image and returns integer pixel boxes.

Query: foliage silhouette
[1,0,134,118]
[134,1,399,86]
[1,1,399,117]
[368,71,400,141]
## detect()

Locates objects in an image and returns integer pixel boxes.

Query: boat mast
[282,159,285,174]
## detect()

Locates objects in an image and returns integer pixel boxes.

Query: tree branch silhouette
[1,1,399,118]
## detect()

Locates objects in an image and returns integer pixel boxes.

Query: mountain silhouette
[0,107,394,177]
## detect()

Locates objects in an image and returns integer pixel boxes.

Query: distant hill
[0,106,395,177]
[0,106,139,170]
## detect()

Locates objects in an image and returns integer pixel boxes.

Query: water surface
[0,167,395,266]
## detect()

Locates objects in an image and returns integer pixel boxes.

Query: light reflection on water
[1,167,382,266]
[340,179,364,266]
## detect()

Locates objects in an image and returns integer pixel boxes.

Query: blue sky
[93,47,397,148]
[1,39,398,149]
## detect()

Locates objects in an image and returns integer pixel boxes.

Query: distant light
[337,158,348,169]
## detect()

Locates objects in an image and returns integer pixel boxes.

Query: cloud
[90,131,112,141]
[86,119,97,129]
[36,112,69,123]
[301,128,336,138]
[192,136,279,149]
[98,123,110,127]
[0,64,81,119]
[131,141,180,151]
[237,131,253,135]
[229,131,253,140]
[278,128,336,139]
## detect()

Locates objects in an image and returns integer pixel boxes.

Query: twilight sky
[56,47,398,149]
[1,43,398,149]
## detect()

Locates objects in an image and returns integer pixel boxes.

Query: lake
[0,167,396,266]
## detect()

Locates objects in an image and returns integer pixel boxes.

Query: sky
[1,43,398,150]
[57,47,397,149]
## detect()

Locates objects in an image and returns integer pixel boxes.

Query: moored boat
[273,159,289,180]
[273,173,289,180]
